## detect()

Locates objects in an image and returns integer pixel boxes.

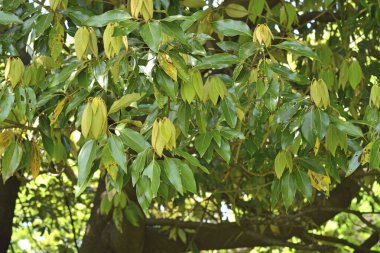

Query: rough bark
[0,177,20,253]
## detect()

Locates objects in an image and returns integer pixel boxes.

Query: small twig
[59,177,80,252]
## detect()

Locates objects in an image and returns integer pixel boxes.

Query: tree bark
[0,177,20,253]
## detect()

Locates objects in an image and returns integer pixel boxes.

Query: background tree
[0,0,380,252]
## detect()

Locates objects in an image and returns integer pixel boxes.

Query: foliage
[1,0,380,252]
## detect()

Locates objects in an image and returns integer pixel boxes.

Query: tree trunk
[0,177,20,253]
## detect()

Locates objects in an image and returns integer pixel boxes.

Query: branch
[305,233,378,253]
[356,233,380,253]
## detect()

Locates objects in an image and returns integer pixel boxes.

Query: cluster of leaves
[0,0,380,238]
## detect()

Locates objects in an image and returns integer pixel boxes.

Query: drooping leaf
[281,172,296,209]
[221,96,237,128]
[108,135,127,172]
[212,19,251,36]
[140,21,162,52]
[77,140,98,196]
[84,10,132,27]
[194,133,213,157]
[120,128,151,153]
[197,54,239,69]
[2,142,23,183]
[275,41,318,59]
[369,139,380,170]
[163,158,183,195]
[0,11,22,24]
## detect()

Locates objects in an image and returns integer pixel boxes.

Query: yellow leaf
[160,118,172,143]
[0,131,14,156]
[314,137,320,156]
[88,27,98,58]
[361,142,373,165]
[141,0,153,21]
[50,96,68,125]
[108,93,145,114]
[181,81,196,103]
[130,0,143,19]
[122,36,129,51]
[81,102,93,138]
[31,141,41,179]
[151,119,160,153]
[308,170,331,192]
[74,27,90,60]
[49,0,61,10]
[253,24,273,47]
[158,53,177,81]
[6,58,25,88]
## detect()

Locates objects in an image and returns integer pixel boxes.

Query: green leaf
[164,158,183,195]
[108,93,145,114]
[214,139,231,163]
[334,119,363,137]
[197,54,239,69]
[84,10,131,27]
[0,89,15,122]
[248,0,265,22]
[0,11,22,24]
[156,68,176,99]
[281,172,296,209]
[131,149,148,186]
[274,41,318,59]
[194,133,213,157]
[275,151,286,179]
[143,159,161,197]
[346,151,362,176]
[314,109,330,139]
[220,128,245,140]
[77,140,98,195]
[51,61,80,87]
[212,19,251,36]
[65,89,89,115]
[274,102,300,124]
[271,178,281,209]
[348,60,363,89]
[35,13,54,38]
[295,169,312,200]
[177,161,196,193]
[114,20,140,36]
[177,102,191,135]
[108,135,127,172]
[175,149,209,174]
[225,4,248,18]
[238,42,260,60]
[161,21,188,45]
[269,63,309,85]
[221,96,237,128]
[140,21,162,53]
[301,110,316,146]
[136,176,152,211]
[168,51,189,81]
[369,139,380,170]
[2,142,22,183]
[120,128,151,153]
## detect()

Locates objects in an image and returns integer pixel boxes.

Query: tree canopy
[0,0,380,252]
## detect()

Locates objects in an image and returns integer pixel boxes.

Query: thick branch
[142,178,360,252]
